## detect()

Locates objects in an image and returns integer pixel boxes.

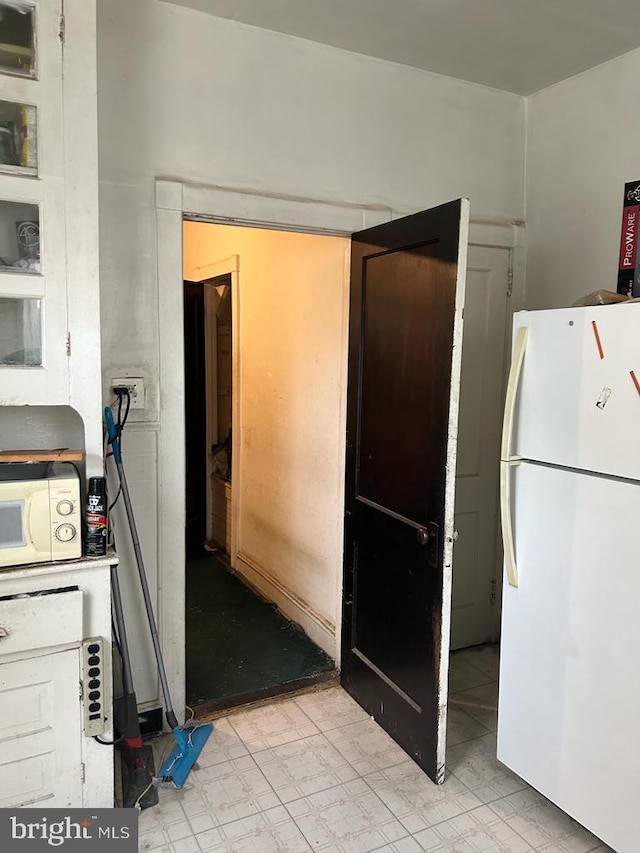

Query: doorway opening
[157,181,517,778]
[182,220,347,715]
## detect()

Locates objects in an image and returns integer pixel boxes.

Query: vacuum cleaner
[105,404,213,790]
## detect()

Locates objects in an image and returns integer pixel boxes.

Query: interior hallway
[139,646,611,853]
[186,554,335,711]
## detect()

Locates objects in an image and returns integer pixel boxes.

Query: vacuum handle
[104,406,122,464]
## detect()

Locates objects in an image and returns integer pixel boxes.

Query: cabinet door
[0,648,83,808]
[0,0,68,405]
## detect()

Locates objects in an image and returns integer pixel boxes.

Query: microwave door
[0,500,27,549]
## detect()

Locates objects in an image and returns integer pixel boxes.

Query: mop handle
[104,406,180,730]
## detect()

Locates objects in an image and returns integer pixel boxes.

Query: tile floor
[140,646,612,853]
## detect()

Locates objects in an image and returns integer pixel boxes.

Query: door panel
[342,199,469,783]
[451,246,511,649]
[358,244,454,521]
[353,509,436,709]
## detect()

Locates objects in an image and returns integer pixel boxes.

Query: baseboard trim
[236,551,337,659]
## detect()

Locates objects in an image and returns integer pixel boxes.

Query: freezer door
[498,461,640,853]
[512,303,640,479]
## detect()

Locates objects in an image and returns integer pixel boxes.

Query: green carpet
[186,554,334,708]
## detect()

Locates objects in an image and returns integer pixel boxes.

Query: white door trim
[156,179,392,720]
[155,178,524,720]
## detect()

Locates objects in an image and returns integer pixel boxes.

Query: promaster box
[617,179,640,297]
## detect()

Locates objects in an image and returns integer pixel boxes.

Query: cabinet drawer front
[0,588,83,656]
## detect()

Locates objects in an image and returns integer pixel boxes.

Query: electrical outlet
[112,376,145,409]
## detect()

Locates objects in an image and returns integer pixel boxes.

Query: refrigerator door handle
[500,325,529,588]
[500,459,521,587]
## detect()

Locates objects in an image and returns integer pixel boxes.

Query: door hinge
[59,14,65,44]
[65,332,71,357]
[80,762,86,784]
[490,578,497,604]
[506,265,514,297]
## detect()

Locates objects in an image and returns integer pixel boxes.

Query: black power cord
[107,388,131,511]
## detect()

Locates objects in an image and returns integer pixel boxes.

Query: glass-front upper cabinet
[0,0,67,403]
[0,99,37,175]
[0,2,36,78]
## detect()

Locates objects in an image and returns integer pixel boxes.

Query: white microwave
[0,466,82,567]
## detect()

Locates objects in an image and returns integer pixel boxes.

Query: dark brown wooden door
[341,199,469,784]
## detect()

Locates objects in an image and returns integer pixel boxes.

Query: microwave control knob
[55,523,77,542]
[57,499,75,517]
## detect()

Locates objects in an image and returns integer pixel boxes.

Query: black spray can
[84,476,107,557]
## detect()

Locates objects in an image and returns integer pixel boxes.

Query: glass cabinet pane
[0,200,39,273]
[0,100,37,174]
[0,2,35,77]
[0,297,41,364]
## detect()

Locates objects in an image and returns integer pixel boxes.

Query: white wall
[98,0,525,418]
[526,48,640,308]
[184,223,348,649]
[97,0,525,703]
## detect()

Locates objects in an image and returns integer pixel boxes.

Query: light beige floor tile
[448,654,496,693]
[454,645,501,682]
[578,847,615,853]
[294,687,370,732]
[189,718,249,768]
[172,838,201,853]
[449,682,499,733]
[489,789,604,853]
[286,778,409,852]
[414,803,534,852]
[139,793,186,831]
[180,754,279,827]
[324,718,409,776]
[372,839,424,853]
[253,732,359,802]
[227,698,319,752]
[537,846,614,853]
[365,760,482,833]
[138,825,172,851]
[165,820,194,842]
[195,805,311,852]
[447,704,491,747]
[138,794,195,852]
[446,733,528,803]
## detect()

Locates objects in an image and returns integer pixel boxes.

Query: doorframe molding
[156,179,392,720]
[155,178,525,721]
[190,255,240,567]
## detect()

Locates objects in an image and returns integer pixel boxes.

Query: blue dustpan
[158,722,214,789]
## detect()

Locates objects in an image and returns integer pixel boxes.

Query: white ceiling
[161,0,640,94]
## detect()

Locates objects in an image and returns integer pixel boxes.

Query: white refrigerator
[498,302,640,853]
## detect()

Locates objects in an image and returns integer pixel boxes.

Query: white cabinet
[0,0,102,475]
[0,650,84,808]
[0,555,114,808]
